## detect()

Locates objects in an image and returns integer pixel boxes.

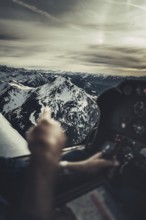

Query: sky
[1,0,146,76]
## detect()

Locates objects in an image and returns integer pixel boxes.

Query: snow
[3,87,32,113]
[0,67,100,145]
[29,111,37,125]
[9,82,33,90]
[3,90,27,113]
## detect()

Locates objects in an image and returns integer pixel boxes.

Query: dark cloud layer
[0,0,146,75]
[78,45,146,70]
[0,34,20,41]
[24,0,79,15]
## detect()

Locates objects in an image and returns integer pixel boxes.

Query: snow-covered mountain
[1,65,145,146]
[0,66,53,87]
[0,65,124,96]
[0,71,99,146]
[0,81,34,114]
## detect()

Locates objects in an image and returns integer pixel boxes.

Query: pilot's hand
[26,107,66,166]
[81,152,119,173]
[23,107,66,220]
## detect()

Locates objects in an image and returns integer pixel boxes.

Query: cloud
[73,45,146,71]
[11,0,60,22]
[0,0,146,76]
[23,0,82,16]
[107,0,146,12]
[10,0,85,31]
[0,43,48,58]
[0,34,20,41]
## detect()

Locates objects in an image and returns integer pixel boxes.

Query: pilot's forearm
[60,160,87,173]
[20,107,65,220]
[59,153,119,174]
[20,157,57,220]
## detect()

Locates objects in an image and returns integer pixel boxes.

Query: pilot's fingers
[37,107,51,124]
[27,122,64,142]
[49,119,61,128]
[97,159,119,168]
[89,152,103,160]
[92,152,117,160]
[42,106,51,119]
[37,118,61,131]
[95,152,102,158]
[37,107,62,129]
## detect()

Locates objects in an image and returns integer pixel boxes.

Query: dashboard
[94,80,146,174]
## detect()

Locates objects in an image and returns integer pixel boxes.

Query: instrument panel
[95,80,146,172]
[98,80,146,144]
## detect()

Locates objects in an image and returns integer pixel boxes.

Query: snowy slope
[0,66,56,88]
[1,65,133,146]
[0,81,34,114]
[6,77,99,146]
[0,65,125,96]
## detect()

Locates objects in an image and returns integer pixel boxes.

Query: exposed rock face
[0,74,99,146]
[0,81,33,114]
[2,65,137,146]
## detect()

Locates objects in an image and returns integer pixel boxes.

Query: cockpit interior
[55,79,146,220]
[1,79,146,220]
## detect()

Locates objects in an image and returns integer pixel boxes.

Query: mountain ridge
[1,65,145,146]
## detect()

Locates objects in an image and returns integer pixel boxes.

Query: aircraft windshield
[0,0,146,149]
